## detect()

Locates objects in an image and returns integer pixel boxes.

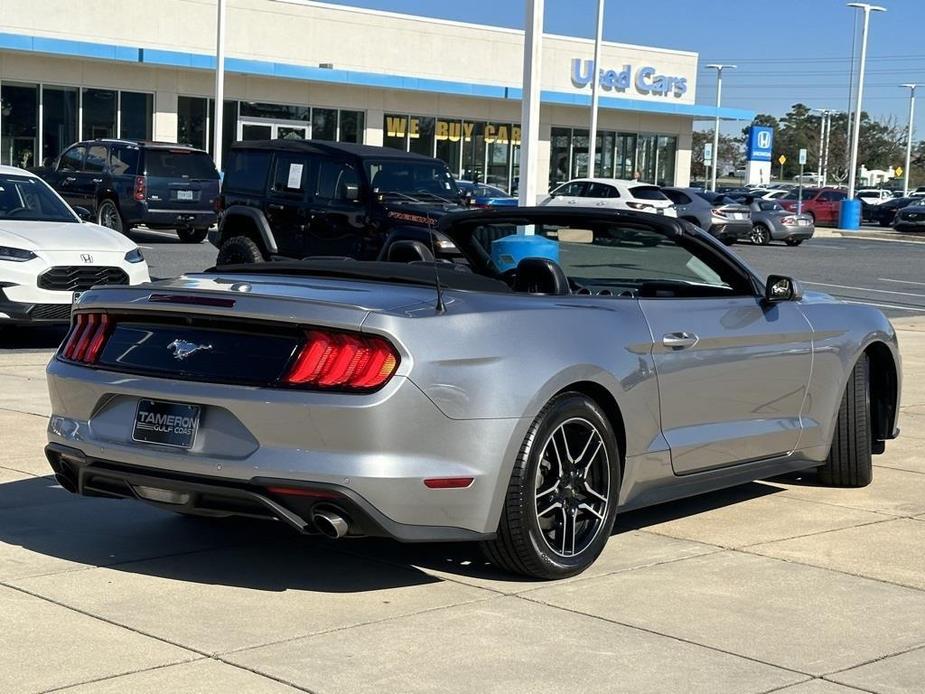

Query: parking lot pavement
[0,318,922,692]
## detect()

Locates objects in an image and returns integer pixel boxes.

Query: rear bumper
[46,444,490,542]
[709,221,752,239]
[45,359,526,537]
[773,223,815,240]
[140,209,217,229]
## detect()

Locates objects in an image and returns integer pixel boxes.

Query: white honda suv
[0,166,149,324]
[540,178,677,216]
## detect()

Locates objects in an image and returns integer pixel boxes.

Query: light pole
[706,64,735,192]
[518,0,544,209]
[846,3,886,200]
[811,108,833,185]
[587,0,605,178]
[212,0,227,171]
[902,83,917,197]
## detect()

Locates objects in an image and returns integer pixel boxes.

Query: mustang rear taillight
[283,329,399,391]
[60,313,113,364]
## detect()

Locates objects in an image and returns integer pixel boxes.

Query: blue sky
[322,0,925,135]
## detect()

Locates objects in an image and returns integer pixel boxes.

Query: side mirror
[343,183,360,202]
[765,274,803,303]
[72,206,92,222]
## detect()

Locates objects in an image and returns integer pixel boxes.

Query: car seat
[513,257,570,295]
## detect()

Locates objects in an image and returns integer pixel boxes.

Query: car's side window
[270,154,310,198]
[663,190,691,205]
[556,182,586,197]
[109,145,140,176]
[585,182,618,199]
[316,160,361,203]
[58,146,85,172]
[83,145,108,174]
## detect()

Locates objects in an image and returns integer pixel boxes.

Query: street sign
[778,155,786,165]
[798,148,807,166]
[896,165,904,177]
[704,143,713,165]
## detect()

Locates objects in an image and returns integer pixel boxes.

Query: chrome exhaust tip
[312,508,349,539]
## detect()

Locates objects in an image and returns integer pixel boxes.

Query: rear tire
[721,237,737,246]
[750,224,771,246]
[177,227,209,244]
[97,199,125,234]
[216,235,266,265]
[481,392,621,579]
[784,238,803,247]
[817,355,873,488]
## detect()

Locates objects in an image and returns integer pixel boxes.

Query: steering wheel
[4,207,28,218]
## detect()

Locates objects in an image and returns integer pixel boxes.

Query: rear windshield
[145,149,218,179]
[631,186,668,201]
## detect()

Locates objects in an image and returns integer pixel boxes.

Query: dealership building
[0,0,752,192]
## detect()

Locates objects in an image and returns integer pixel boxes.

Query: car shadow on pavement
[0,474,794,590]
[0,475,443,592]
[127,228,183,245]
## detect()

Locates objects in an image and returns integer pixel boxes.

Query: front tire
[177,227,209,244]
[97,199,125,234]
[818,356,872,487]
[216,235,266,265]
[481,392,621,579]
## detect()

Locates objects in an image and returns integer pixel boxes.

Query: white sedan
[540,178,677,216]
[0,166,149,324]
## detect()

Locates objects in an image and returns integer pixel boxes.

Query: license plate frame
[132,399,201,449]
[177,189,194,201]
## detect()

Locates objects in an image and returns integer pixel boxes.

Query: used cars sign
[570,59,688,97]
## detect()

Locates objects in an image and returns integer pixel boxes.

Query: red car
[780,187,847,226]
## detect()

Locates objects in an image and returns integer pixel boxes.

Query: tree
[691,130,744,180]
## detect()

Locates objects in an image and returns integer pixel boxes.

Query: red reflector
[266,486,340,499]
[148,293,236,308]
[283,329,399,391]
[424,477,474,489]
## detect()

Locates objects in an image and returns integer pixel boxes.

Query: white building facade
[0,0,752,192]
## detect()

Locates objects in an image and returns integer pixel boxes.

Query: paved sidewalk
[1,322,924,693]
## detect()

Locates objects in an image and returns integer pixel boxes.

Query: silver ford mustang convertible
[45,208,901,579]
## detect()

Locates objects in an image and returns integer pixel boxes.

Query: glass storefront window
[656,135,678,186]
[571,129,590,180]
[1,83,38,168]
[383,113,408,150]
[486,122,513,190]
[178,96,208,150]
[596,131,615,178]
[408,116,435,157]
[435,119,462,176]
[82,88,117,140]
[615,133,637,179]
[312,108,337,141]
[120,91,153,140]
[41,86,77,166]
[339,110,364,144]
[462,121,485,183]
[240,101,309,121]
[637,134,658,184]
[549,127,571,189]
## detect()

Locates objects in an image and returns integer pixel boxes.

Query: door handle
[64,177,76,183]
[267,203,285,211]
[662,332,699,350]
[91,178,103,183]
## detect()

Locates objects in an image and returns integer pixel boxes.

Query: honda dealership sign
[746,126,774,162]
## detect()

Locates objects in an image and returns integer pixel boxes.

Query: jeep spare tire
[217,236,266,265]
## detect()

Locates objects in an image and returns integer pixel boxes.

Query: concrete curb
[832,228,925,243]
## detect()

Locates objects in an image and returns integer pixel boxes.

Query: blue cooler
[491,235,560,273]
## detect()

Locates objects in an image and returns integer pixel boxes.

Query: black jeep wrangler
[212,141,467,264]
